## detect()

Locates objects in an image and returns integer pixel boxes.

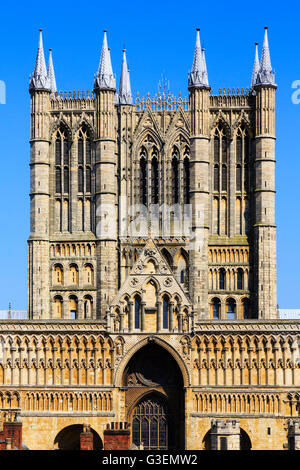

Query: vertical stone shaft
[189,87,210,319]
[95,89,118,318]
[253,84,277,319]
[28,89,50,319]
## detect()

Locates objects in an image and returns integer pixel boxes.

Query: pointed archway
[122,341,185,450]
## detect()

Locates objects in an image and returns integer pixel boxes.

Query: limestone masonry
[0,27,299,450]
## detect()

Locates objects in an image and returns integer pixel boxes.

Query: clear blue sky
[0,0,299,309]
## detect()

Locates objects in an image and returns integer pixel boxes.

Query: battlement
[50,90,95,110]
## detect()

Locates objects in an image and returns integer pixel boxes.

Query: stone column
[128,301,133,332]
[141,301,146,332]
[156,300,162,333]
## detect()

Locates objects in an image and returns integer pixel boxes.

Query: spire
[201,48,209,87]
[256,27,275,86]
[251,43,260,88]
[47,49,57,94]
[94,30,116,90]
[188,29,209,89]
[30,29,49,91]
[118,49,132,105]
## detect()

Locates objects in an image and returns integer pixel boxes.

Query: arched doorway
[54,424,103,450]
[201,427,252,450]
[123,342,184,450]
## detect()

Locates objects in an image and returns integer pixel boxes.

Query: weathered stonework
[0,29,298,450]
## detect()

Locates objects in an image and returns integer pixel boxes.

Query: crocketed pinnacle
[118,49,132,105]
[94,30,116,90]
[255,27,275,86]
[188,29,209,89]
[251,43,260,88]
[30,30,50,91]
[47,49,57,94]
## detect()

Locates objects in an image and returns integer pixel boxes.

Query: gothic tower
[188,29,210,320]
[253,27,277,319]
[28,30,51,319]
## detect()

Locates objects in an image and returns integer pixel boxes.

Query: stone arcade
[0,27,299,450]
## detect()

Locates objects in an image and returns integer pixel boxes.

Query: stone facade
[0,28,299,450]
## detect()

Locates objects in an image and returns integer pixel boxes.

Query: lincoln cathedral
[0,27,299,451]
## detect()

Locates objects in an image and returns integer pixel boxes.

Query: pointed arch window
[163,296,169,330]
[77,126,93,195]
[134,296,141,329]
[151,153,159,204]
[55,167,62,193]
[140,153,148,206]
[213,126,228,194]
[214,165,219,191]
[236,165,242,191]
[55,127,70,195]
[171,147,179,204]
[183,156,190,204]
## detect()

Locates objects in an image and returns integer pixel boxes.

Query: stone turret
[188,29,211,320]
[94,31,118,318]
[253,28,277,319]
[28,29,51,319]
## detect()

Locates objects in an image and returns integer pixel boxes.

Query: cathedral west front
[0,27,299,451]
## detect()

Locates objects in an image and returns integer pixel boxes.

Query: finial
[188,28,209,88]
[47,47,57,94]
[118,48,133,105]
[94,30,116,90]
[255,27,275,86]
[29,29,50,91]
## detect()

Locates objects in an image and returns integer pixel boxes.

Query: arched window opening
[214,165,219,191]
[151,155,159,204]
[237,269,244,290]
[172,151,179,204]
[86,167,91,193]
[55,167,62,193]
[163,296,169,330]
[132,397,169,450]
[54,265,63,285]
[183,157,190,204]
[243,298,250,319]
[78,166,84,193]
[84,265,93,285]
[140,156,147,206]
[222,137,227,163]
[69,265,78,285]
[212,298,221,320]
[222,165,227,191]
[226,299,236,320]
[219,269,226,290]
[84,296,93,319]
[236,136,242,164]
[78,138,83,165]
[236,165,242,191]
[69,296,78,320]
[64,167,69,194]
[134,296,141,329]
[54,296,63,319]
[214,136,220,163]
